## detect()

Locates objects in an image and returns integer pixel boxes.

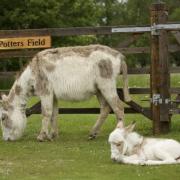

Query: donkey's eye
[116,142,122,147]
[1,113,7,121]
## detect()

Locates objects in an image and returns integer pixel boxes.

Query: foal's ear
[125,121,136,133]
[116,121,124,129]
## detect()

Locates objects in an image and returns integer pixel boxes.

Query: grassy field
[0,75,180,180]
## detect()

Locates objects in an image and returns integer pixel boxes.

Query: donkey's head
[0,94,26,141]
[108,121,136,161]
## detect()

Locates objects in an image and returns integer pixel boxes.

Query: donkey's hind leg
[37,94,54,141]
[49,95,59,139]
[98,80,125,123]
[89,92,111,140]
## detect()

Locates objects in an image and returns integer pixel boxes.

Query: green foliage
[0,0,180,71]
[0,0,101,29]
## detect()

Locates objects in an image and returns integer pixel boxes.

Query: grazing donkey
[0,45,131,141]
[109,121,180,165]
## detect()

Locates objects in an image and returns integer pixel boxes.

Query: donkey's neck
[8,66,33,108]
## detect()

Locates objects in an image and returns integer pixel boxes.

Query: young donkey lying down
[0,45,131,141]
[109,121,180,165]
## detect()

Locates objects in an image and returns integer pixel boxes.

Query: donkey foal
[109,121,180,165]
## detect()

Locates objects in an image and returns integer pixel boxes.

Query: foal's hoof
[139,160,146,166]
[88,133,97,140]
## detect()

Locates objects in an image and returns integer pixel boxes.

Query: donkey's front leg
[49,96,59,139]
[37,95,53,141]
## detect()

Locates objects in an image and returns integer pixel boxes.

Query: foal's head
[108,121,136,160]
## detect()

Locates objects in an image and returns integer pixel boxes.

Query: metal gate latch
[151,23,160,36]
[165,98,171,104]
[151,94,162,105]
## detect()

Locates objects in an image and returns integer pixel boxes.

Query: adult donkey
[0,45,131,141]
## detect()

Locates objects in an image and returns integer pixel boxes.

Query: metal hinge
[151,23,160,36]
[151,94,162,105]
[151,94,171,105]
[165,98,171,104]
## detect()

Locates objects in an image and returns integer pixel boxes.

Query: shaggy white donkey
[0,45,131,141]
[109,121,180,165]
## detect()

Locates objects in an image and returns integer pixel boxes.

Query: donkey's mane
[15,58,32,80]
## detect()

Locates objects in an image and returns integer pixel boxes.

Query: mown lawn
[0,74,180,180]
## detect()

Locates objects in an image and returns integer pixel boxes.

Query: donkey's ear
[1,94,9,109]
[125,121,136,133]
[116,121,124,129]
[0,100,3,107]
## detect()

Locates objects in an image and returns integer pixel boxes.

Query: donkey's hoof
[49,131,59,140]
[88,133,97,140]
[37,135,46,142]
[37,132,50,142]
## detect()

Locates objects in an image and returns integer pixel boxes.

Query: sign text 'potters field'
[0,36,51,50]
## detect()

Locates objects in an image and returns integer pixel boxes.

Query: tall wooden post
[150,2,170,134]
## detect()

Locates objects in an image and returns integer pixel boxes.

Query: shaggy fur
[0,45,131,141]
[109,122,180,165]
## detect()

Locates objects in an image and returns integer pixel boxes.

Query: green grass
[1,75,180,180]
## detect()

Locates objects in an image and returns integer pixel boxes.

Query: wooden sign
[0,36,51,50]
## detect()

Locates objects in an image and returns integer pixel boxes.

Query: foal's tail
[120,56,131,102]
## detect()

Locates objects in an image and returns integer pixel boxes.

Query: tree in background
[0,0,179,71]
[0,0,101,71]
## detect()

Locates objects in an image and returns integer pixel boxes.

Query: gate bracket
[165,98,171,104]
[151,94,162,105]
[151,23,160,36]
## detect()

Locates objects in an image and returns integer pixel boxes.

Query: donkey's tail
[120,56,131,102]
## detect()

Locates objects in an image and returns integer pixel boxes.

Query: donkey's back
[31,45,124,101]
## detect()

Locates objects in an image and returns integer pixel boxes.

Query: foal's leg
[49,96,59,139]
[89,92,111,139]
[119,155,145,165]
[144,148,178,165]
[37,94,54,141]
[144,160,179,165]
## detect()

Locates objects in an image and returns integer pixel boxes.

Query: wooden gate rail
[1,87,180,95]
[25,87,180,118]
[0,44,179,58]
[25,100,151,118]
[0,23,179,39]
[25,102,150,117]
[1,67,180,78]
[0,26,148,38]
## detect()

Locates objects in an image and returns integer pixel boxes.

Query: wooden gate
[0,2,180,134]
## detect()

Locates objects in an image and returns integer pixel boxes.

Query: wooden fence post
[150,2,170,134]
